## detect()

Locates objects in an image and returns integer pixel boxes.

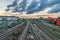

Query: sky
[0,0,33,11]
[0,0,60,14]
[0,0,13,11]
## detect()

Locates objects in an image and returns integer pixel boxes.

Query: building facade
[0,16,18,28]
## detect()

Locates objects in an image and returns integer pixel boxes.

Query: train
[56,17,60,25]
[38,17,60,25]
[47,17,60,25]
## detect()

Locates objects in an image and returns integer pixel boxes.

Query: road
[0,20,60,40]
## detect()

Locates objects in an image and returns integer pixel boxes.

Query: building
[0,16,18,28]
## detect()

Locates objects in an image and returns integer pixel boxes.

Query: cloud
[26,0,47,14]
[7,0,17,8]
[17,0,23,4]
[0,0,13,11]
[33,8,51,15]
[47,0,60,7]
[48,3,60,13]
[6,0,60,14]
[36,0,41,2]
[25,0,33,9]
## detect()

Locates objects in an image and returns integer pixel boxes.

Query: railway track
[1,20,60,40]
[18,20,57,40]
[0,22,27,40]
[34,21,60,40]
